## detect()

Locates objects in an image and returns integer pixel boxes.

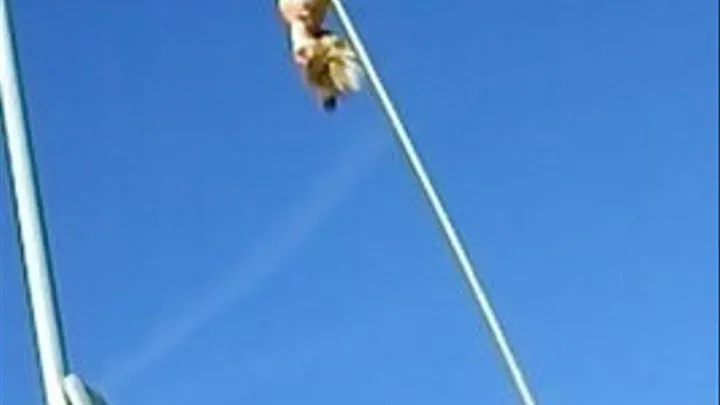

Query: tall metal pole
[0,1,69,404]
[329,1,538,404]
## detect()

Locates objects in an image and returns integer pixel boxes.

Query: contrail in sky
[98,131,390,395]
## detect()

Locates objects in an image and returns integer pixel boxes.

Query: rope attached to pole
[328,1,538,404]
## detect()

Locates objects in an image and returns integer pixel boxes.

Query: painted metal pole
[0,1,69,404]
[329,1,538,404]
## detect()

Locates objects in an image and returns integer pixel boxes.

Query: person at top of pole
[276,0,362,112]
[277,0,328,33]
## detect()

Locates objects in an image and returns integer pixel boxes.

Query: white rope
[329,2,538,404]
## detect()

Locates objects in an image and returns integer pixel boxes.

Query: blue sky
[1,0,717,403]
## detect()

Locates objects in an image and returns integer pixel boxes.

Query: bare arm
[277,0,329,33]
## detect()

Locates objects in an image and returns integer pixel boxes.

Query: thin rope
[329,2,538,404]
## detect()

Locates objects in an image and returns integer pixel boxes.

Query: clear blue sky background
[1,0,717,404]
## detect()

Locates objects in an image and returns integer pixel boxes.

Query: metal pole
[64,375,107,405]
[0,1,69,404]
[329,1,538,404]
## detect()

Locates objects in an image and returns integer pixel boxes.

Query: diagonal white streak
[329,1,538,404]
[0,2,68,404]
[99,132,389,395]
